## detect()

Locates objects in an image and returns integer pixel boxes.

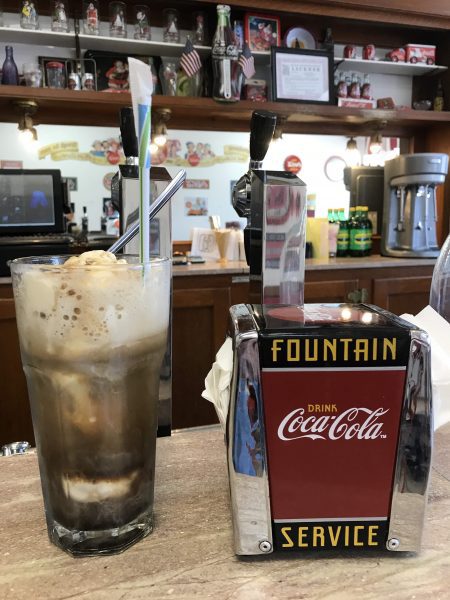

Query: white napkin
[201,337,233,431]
[400,305,450,431]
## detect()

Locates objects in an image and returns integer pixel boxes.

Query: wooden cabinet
[373,275,433,315]
[0,296,34,447]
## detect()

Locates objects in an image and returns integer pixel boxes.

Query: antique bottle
[434,79,444,112]
[349,73,361,99]
[361,74,372,100]
[1,46,19,86]
[212,4,240,102]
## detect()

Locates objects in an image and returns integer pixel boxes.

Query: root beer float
[225,111,433,556]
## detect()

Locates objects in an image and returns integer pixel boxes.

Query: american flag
[238,43,255,79]
[180,38,202,77]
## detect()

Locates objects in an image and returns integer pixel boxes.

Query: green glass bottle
[336,207,349,257]
[361,205,373,256]
[349,206,365,257]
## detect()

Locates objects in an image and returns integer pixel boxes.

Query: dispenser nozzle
[249,110,277,169]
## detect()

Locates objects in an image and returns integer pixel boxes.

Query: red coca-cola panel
[262,368,405,520]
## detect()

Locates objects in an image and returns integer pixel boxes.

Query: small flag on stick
[238,43,255,79]
[180,38,202,77]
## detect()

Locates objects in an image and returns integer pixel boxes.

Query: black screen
[0,170,64,235]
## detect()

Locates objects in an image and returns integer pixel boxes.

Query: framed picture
[245,13,281,52]
[271,47,334,104]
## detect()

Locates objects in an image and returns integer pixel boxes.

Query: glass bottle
[159,59,178,96]
[434,79,444,112]
[360,206,373,256]
[349,207,364,257]
[82,206,89,233]
[361,74,372,100]
[20,0,39,30]
[1,46,19,86]
[336,208,349,257]
[430,233,450,322]
[83,0,99,35]
[337,72,347,98]
[163,8,180,43]
[109,1,127,38]
[193,11,207,46]
[51,0,69,32]
[212,4,240,103]
[349,73,361,99]
[134,5,151,40]
[322,27,334,52]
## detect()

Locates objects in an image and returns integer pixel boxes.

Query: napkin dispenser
[226,303,432,555]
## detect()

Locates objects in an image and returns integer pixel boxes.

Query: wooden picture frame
[245,13,281,52]
[271,47,334,104]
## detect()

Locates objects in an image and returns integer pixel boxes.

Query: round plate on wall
[284,27,316,50]
[324,155,347,182]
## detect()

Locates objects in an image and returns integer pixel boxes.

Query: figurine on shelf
[83,0,99,35]
[82,72,95,90]
[51,0,68,32]
[109,1,127,38]
[134,5,150,40]
[20,0,39,30]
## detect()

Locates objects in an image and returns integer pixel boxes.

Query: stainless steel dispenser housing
[381,153,449,258]
[233,110,307,304]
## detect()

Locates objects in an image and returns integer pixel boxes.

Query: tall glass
[10,255,170,556]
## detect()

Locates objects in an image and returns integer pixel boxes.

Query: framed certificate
[271,47,334,104]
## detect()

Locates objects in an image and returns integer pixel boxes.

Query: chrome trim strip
[227,304,273,555]
[275,517,388,523]
[387,330,433,552]
[262,367,407,372]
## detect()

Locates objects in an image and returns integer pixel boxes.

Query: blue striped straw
[128,57,154,265]
[138,102,151,264]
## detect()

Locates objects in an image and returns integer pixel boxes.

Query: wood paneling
[0,298,34,447]
[372,275,432,315]
[172,287,230,429]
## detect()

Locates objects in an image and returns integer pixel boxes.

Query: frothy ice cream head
[11,252,170,360]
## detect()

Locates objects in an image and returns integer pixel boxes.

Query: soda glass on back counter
[10,253,170,556]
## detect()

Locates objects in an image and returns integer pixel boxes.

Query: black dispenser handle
[119,107,138,159]
[249,110,277,164]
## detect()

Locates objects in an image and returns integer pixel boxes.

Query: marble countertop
[0,256,436,285]
[1,424,449,600]
[172,254,436,277]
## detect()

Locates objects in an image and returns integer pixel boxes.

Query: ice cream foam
[62,470,139,502]
[11,252,170,361]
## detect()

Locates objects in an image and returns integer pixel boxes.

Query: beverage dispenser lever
[249,110,278,169]
[119,107,139,164]
[232,110,276,219]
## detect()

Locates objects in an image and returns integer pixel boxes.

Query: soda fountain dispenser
[223,111,433,557]
[232,110,307,305]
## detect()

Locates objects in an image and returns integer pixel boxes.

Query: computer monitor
[0,169,65,235]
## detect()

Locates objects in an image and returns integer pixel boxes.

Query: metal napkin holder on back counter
[225,111,433,556]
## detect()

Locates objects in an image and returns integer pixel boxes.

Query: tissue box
[226,303,432,556]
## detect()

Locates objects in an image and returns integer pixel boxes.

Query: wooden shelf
[2,86,450,135]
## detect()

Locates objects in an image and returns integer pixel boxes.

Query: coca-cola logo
[278,407,389,441]
[212,45,239,58]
